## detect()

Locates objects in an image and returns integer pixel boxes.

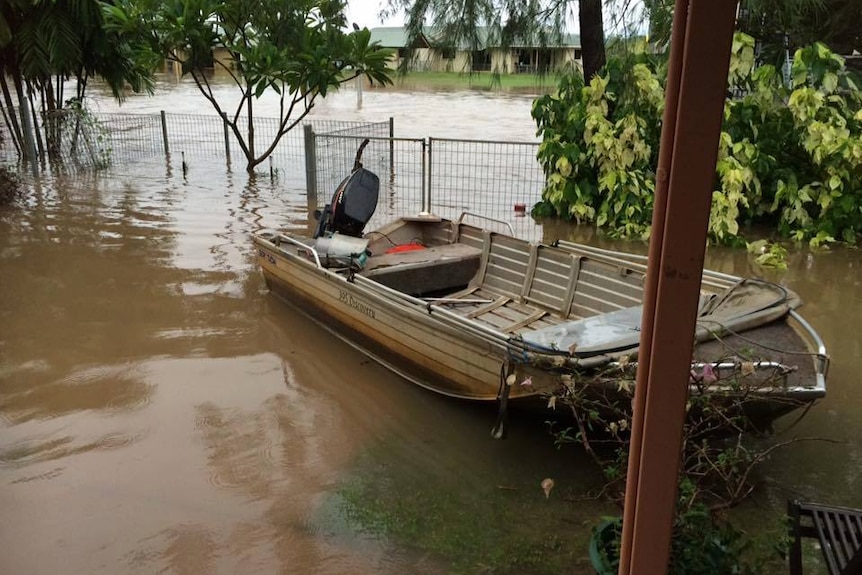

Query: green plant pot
[588,517,622,575]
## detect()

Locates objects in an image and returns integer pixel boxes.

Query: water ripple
[0,432,141,468]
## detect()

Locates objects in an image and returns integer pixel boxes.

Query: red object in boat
[385,243,426,254]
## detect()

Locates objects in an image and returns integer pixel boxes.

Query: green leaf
[555,156,572,178]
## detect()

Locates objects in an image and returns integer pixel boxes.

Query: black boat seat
[361,243,482,296]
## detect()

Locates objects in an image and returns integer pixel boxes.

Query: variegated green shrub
[532,48,664,239]
[532,34,862,245]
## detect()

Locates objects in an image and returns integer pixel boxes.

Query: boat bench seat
[448,227,646,333]
[470,232,583,318]
[361,243,483,296]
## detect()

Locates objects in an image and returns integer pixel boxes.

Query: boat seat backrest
[524,245,581,316]
[455,224,486,252]
[456,224,647,321]
[474,232,531,299]
[569,258,645,319]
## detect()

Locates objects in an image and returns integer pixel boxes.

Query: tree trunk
[27,88,45,160]
[579,0,607,81]
[246,95,255,172]
[0,72,24,154]
[42,77,62,159]
[12,74,39,170]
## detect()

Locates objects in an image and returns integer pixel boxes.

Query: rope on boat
[491,359,514,440]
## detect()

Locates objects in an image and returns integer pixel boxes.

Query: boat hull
[253,218,828,429]
[256,236,545,401]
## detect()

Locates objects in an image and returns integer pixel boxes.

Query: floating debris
[541,478,554,499]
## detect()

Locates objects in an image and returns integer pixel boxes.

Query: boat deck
[361,222,692,338]
[430,225,646,338]
[694,321,818,391]
[358,221,819,389]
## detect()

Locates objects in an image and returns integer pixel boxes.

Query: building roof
[368,27,432,49]
[369,26,580,50]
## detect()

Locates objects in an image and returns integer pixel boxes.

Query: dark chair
[788,500,862,575]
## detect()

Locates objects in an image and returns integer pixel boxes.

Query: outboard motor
[312,139,379,267]
[314,139,379,239]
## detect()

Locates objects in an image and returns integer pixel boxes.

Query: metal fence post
[19,97,39,177]
[304,124,318,217]
[160,110,169,156]
[422,138,430,215]
[389,117,394,178]
[221,112,231,166]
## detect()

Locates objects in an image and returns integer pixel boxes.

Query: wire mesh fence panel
[73,112,392,192]
[311,122,393,195]
[313,134,426,231]
[312,119,387,135]
[225,116,307,188]
[314,120,391,137]
[95,113,164,162]
[428,138,545,240]
[0,106,22,163]
[231,115,292,159]
[165,113,229,160]
[0,106,111,169]
[37,109,113,169]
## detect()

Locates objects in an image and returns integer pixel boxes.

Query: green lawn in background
[371,70,561,93]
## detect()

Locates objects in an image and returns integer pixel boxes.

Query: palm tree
[0,0,154,161]
[0,0,29,154]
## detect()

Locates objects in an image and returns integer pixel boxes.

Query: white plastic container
[314,233,369,257]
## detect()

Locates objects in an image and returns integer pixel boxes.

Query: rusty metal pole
[618,1,738,574]
[619,8,690,568]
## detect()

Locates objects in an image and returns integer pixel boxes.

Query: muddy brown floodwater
[1,81,860,574]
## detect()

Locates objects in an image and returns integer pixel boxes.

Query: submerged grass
[336,451,602,574]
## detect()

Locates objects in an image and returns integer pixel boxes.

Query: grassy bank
[327,436,615,575]
[370,71,561,94]
[336,462,595,574]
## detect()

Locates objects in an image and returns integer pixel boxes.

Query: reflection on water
[2,87,860,574]
[1,362,153,424]
[0,159,605,574]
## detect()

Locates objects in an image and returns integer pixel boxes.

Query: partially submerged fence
[307,132,427,231]
[91,112,391,191]
[428,137,544,225]
[0,106,389,185]
[1,107,546,237]
[305,132,545,238]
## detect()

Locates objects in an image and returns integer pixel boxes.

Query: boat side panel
[257,243,541,400]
